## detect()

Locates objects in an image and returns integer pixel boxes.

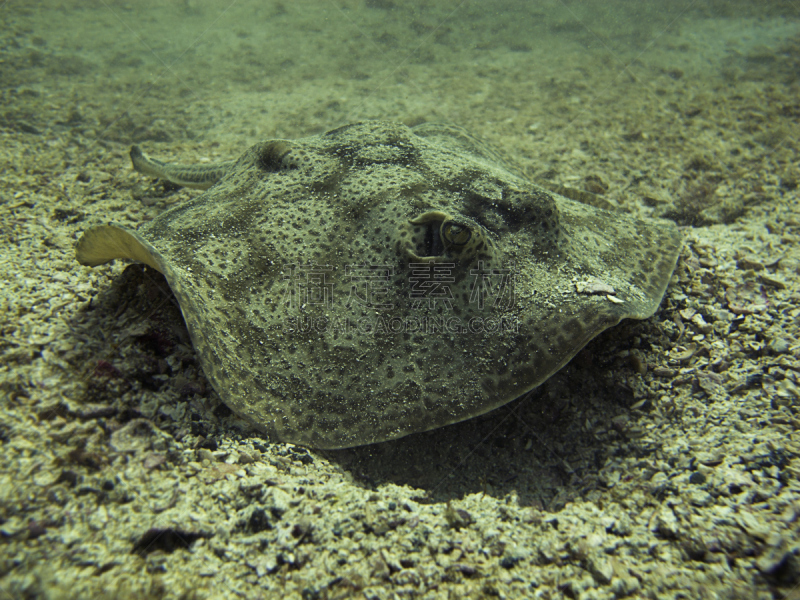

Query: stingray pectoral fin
[76,224,163,273]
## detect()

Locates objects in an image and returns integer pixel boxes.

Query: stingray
[76,121,681,449]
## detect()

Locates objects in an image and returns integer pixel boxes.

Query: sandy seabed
[1,1,800,598]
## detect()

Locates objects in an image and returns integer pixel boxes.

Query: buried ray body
[76,121,681,449]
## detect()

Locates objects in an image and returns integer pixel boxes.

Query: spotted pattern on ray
[76,121,681,449]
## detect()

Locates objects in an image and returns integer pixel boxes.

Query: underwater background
[1,1,800,598]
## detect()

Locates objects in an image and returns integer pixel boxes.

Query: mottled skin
[77,121,681,448]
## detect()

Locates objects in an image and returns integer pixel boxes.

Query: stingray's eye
[442,221,471,247]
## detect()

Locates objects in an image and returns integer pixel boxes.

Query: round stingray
[77,121,682,449]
